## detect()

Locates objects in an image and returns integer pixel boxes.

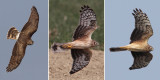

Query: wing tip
[129,65,148,70]
[69,68,82,74]
[6,66,14,72]
[132,8,144,15]
[69,65,87,74]
[129,67,135,70]
[31,6,37,10]
[80,5,91,12]
[69,71,76,74]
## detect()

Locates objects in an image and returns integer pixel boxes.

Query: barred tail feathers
[7,27,20,40]
[51,43,68,53]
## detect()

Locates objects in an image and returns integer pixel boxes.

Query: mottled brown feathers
[130,51,153,70]
[6,6,39,72]
[130,8,153,43]
[73,5,97,40]
[70,49,92,74]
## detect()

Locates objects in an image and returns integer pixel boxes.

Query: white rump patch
[16,32,20,40]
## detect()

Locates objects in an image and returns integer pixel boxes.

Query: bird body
[6,6,39,72]
[110,8,153,70]
[52,5,99,74]
[111,41,152,52]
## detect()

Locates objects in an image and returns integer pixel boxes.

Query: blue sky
[106,0,160,80]
[0,0,48,80]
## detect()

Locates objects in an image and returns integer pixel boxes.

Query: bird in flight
[52,5,99,74]
[6,6,39,72]
[110,8,153,70]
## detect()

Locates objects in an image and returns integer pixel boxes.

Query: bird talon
[62,44,72,49]
[67,44,73,48]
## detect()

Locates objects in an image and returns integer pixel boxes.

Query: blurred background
[49,0,104,50]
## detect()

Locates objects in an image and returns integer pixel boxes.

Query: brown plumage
[7,27,20,40]
[6,6,39,72]
[110,8,153,70]
[51,5,99,74]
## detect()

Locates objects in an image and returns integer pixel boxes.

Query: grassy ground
[49,0,104,50]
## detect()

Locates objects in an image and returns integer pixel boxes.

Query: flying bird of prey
[110,8,153,70]
[52,5,99,74]
[6,6,39,72]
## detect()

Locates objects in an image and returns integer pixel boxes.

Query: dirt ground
[49,49,104,80]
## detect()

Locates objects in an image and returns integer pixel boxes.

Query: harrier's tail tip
[7,27,20,40]
[110,47,127,52]
[51,43,67,53]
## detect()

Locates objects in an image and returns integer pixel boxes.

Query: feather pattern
[130,8,153,43]
[70,49,92,74]
[6,6,39,72]
[73,5,97,40]
[130,51,153,70]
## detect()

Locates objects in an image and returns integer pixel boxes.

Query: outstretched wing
[6,41,27,72]
[70,49,92,74]
[129,51,153,70]
[73,5,97,40]
[21,6,39,37]
[130,8,153,43]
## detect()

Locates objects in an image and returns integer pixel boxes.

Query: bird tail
[51,43,68,53]
[7,27,20,40]
[110,47,128,52]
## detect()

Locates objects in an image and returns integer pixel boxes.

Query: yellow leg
[61,44,73,49]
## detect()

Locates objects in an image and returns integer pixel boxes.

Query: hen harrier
[110,8,153,70]
[52,5,99,74]
[6,6,39,72]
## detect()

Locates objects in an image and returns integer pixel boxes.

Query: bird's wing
[6,41,27,72]
[129,51,153,70]
[70,49,92,74]
[130,8,153,43]
[73,5,97,40]
[21,6,39,37]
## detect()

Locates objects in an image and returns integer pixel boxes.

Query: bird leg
[61,43,73,49]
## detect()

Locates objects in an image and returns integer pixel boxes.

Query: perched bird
[6,6,39,72]
[110,8,153,70]
[52,5,99,74]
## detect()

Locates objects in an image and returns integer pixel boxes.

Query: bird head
[91,40,99,47]
[149,46,154,51]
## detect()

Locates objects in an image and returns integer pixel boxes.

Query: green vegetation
[49,0,104,50]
